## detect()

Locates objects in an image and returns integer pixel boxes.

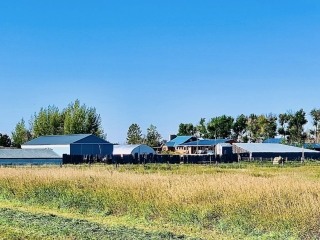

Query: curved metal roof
[113,144,155,155]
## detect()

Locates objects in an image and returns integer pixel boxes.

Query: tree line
[177,109,320,145]
[126,124,162,147]
[1,104,320,149]
[6,100,104,148]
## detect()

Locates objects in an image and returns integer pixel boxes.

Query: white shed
[113,144,155,155]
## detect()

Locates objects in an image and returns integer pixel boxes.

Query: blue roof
[263,138,284,144]
[166,136,193,147]
[23,134,108,145]
[0,149,61,159]
[180,139,232,146]
[303,143,320,149]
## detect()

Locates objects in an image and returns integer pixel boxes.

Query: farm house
[22,134,113,157]
[113,144,155,156]
[233,143,320,160]
[0,149,61,165]
[178,139,235,154]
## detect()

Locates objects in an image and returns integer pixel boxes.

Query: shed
[0,149,61,165]
[233,143,320,160]
[216,143,232,155]
[22,134,113,157]
[113,144,155,156]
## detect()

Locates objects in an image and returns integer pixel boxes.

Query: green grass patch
[0,208,200,239]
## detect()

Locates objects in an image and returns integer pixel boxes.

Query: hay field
[0,164,319,239]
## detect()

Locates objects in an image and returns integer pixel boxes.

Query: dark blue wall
[0,159,62,165]
[251,152,320,160]
[70,143,113,156]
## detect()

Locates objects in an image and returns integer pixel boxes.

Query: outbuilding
[22,134,113,157]
[233,143,320,160]
[216,143,232,155]
[113,144,155,156]
[0,149,61,165]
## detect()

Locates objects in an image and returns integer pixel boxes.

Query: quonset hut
[113,144,155,156]
[233,143,320,160]
[22,134,113,157]
[0,149,61,165]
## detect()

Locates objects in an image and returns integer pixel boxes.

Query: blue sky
[0,1,319,143]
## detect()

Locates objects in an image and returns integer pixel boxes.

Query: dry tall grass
[0,165,319,238]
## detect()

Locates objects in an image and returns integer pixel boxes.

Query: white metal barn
[21,134,113,157]
[113,144,155,156]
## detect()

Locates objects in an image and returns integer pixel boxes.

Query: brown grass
[0,165,319,238]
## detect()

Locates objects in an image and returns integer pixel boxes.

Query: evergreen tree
[0,133,12,147]
[146,124,162,147]
[126,123,143,144]
[11,119,32,148]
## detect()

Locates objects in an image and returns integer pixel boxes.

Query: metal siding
[234,143,320,153]
[70,143,113,156]
[0,159,62,165]
[22,145,70,157]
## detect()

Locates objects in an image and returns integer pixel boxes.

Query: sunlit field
[0,162,320,239]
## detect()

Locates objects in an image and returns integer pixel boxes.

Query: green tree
[11,119,32,148]
[278,113,290,141]
[232,114,248,142]
[207,115,234,139]
[126,123,143,144]
[0,133,12,147]
[257,114,277,140]
[287,109,308,144]
[177,123,196,136]
[13,100,105,141]
[246,114,259,142]
[32,105,63,138]
[197,118,208,138]
[146,124,162,147]
[310,109,320,143]
[63,100,104,137]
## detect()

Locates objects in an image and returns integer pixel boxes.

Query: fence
[62,153,239,165]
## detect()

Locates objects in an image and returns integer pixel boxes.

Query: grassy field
[0,162,320,239]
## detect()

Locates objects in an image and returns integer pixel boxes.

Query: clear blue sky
[1,1,319,143]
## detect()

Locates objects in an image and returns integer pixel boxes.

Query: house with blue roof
[162,136,197,152]
[22,134,113,157]
[178,139,235,154]
[163,136,235,154]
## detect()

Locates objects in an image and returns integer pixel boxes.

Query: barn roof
[303,143,320,149]
[263,138,284,144]
[0,149,61,159]
[23,134,108,145]
[234,143,319,153]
